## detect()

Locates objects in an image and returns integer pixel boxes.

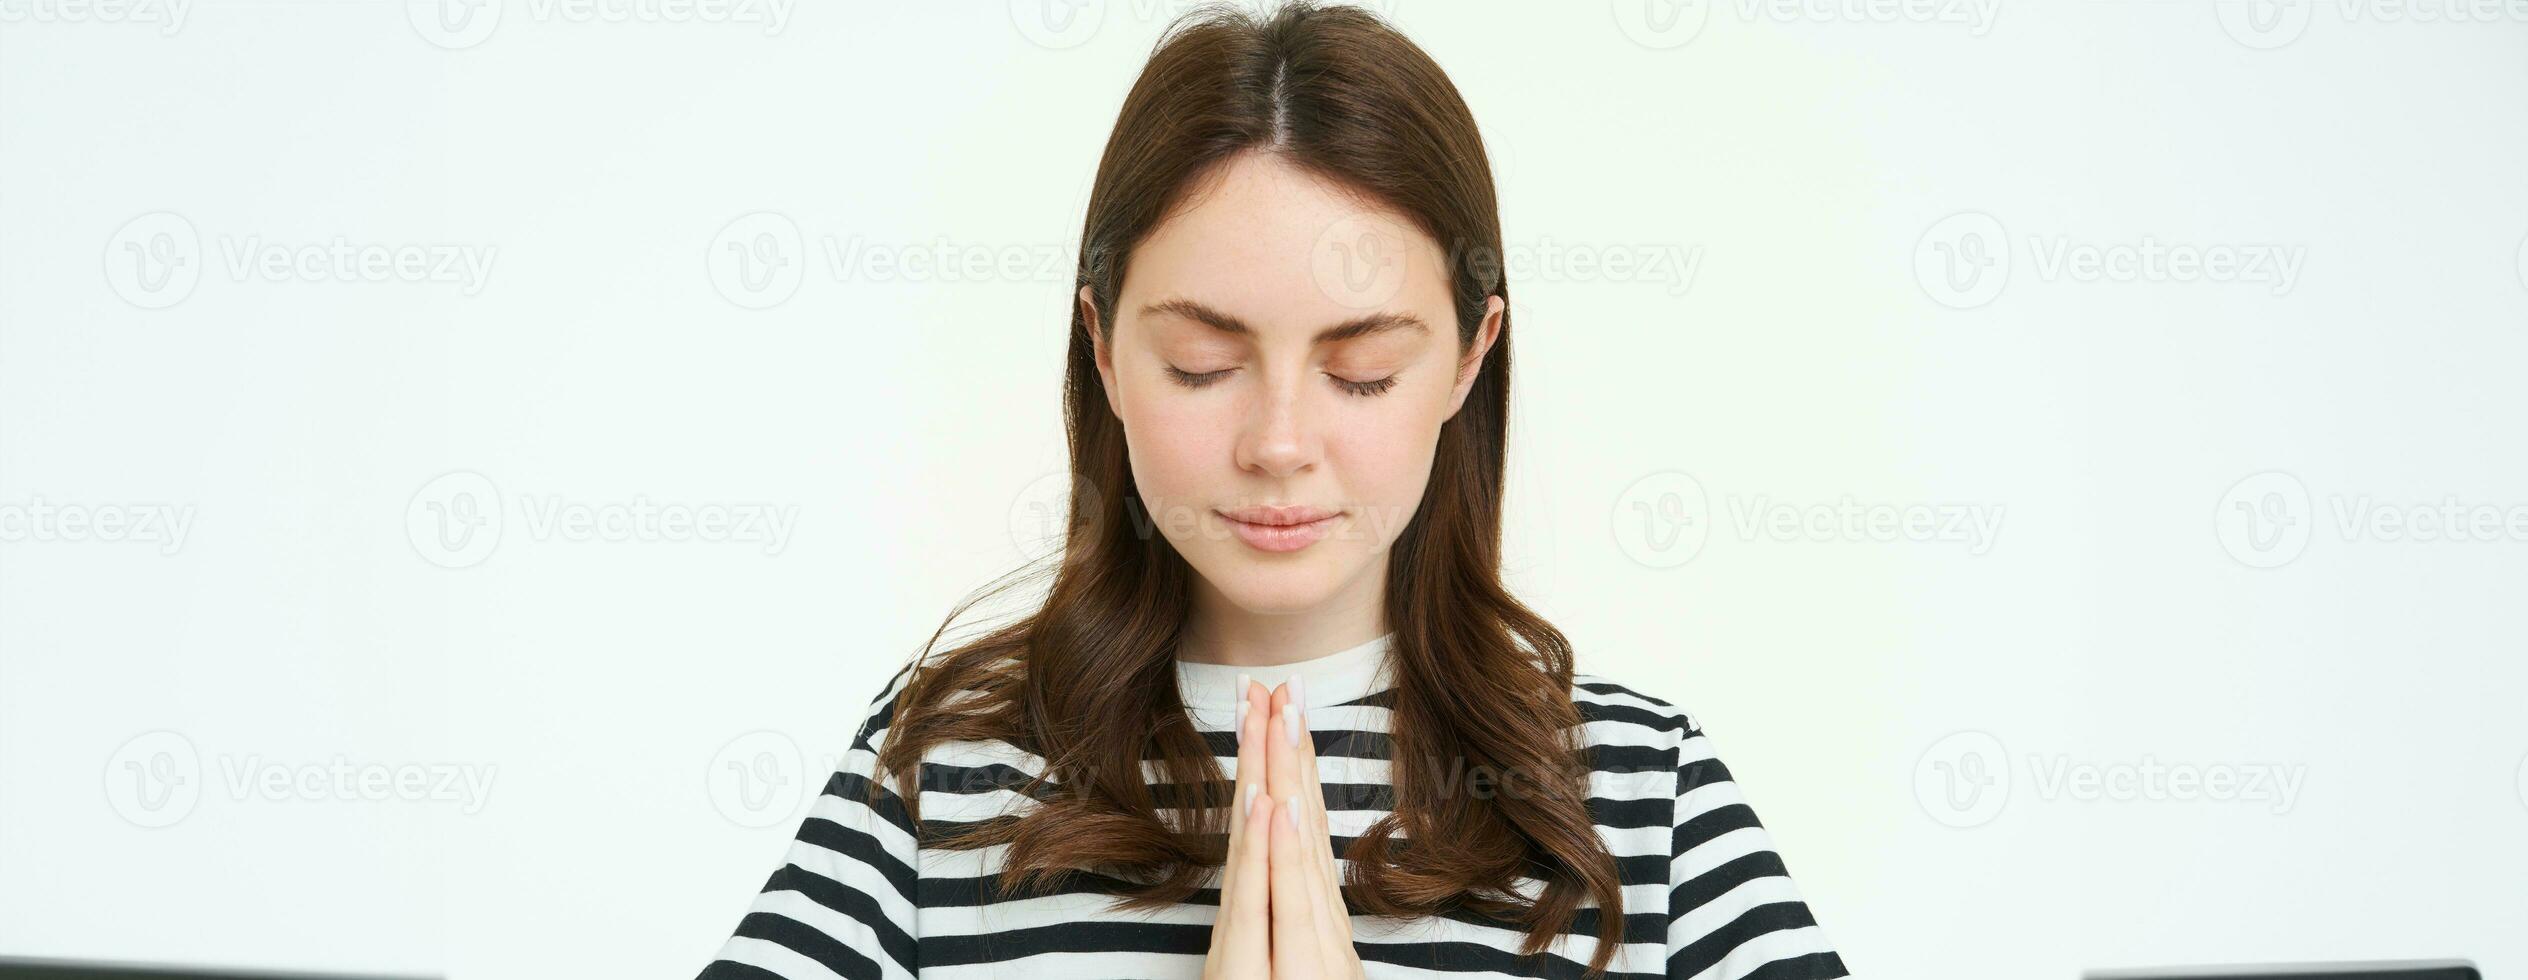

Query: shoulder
[847,647,985,754]
[847,657,921,746]
[846,648,1042,784]
[1567,671,1699,749]
[851,643,1016,726]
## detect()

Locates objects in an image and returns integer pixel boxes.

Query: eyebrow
[1137,298,1430,345]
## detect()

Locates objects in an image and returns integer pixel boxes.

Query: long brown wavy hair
[876,2,1627,974]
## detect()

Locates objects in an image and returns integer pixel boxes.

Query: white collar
[1175,631,1395,726]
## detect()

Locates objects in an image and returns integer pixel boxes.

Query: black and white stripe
[697,662,1850,980]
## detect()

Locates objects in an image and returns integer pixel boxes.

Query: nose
[1232,372,1322,479]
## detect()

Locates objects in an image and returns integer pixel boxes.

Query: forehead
[1120,152,1453,339]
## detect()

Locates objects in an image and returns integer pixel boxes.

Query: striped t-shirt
[696,632,1851,979]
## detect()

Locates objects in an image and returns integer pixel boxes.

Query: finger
[1286,683,1328,844]
[1295,793,1350,960]
[1268,793,1324,979]
[1271,683,1355,961]
[1288,707,1352,946]
[1218,671,1274,964]
[1282,678,1349,935]
[1219,784,1274,968]
[1266,683,1305,819]
[1222,676,1267,902]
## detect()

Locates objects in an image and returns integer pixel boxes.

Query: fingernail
[1234,673,1250,740]
[1289,673,1305,712]
[1285,795,1300,825]
[1244,784,1259,814]
[1283,702,1301,746]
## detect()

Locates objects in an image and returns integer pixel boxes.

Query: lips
[1217,505,1340,553]
[1218,505,1338,527]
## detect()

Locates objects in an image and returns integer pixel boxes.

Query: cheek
[1325,403,1444,531]
[1115,378,1232,496]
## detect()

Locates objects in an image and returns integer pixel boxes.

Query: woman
[697,3,1849,978]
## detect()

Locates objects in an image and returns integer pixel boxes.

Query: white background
[3,1,2524,978]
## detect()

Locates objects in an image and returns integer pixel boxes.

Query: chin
[1190,549,1359,614]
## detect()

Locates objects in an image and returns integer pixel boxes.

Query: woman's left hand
[1264,680,1367,980]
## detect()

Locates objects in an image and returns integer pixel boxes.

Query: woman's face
[1085,151,1502,623]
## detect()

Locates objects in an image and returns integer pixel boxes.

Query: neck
[1177,572,1387,668]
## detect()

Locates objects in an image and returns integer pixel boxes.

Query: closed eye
[1166,365,1233,389]
[1166,365,1399,396]
[1331,373,1399,396]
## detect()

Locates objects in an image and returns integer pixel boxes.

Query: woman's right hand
[1203,678,1274,980]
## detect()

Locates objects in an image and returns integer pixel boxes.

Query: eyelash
[1165,366,1398,397]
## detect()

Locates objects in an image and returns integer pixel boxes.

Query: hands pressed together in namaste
[1202,676,1369,980]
